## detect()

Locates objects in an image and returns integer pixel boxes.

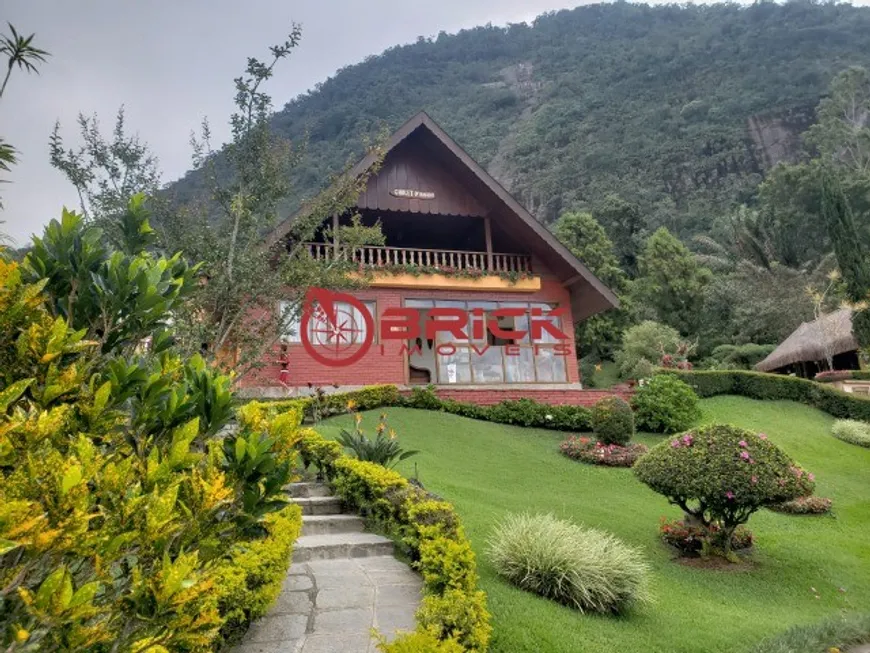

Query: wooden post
[484,215,493,271]
[332,214,339,260]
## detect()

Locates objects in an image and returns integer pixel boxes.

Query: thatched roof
[755,308,857,372]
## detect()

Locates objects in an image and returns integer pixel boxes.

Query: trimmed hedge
[662,369,870,422]
[295,428,491,651]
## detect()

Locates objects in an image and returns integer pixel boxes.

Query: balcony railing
[304,243,533,274]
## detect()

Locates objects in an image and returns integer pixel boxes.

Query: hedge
[241,384,593,433]
[662,369,870,422]
[814,369,870,383]
[295,427,492,651]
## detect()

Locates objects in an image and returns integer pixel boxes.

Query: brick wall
[238,279,582,390]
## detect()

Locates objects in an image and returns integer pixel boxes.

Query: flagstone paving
[234,483,422,653]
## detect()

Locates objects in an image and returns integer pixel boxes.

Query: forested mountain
[168,1,870,241]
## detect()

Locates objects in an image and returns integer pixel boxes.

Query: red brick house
[240,112,619,404]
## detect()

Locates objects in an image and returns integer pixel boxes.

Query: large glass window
[406,299,569,384]
[280,299,375,345]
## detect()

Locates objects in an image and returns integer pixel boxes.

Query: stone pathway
[235,482,422,653]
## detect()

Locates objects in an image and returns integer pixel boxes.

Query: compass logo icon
[301,288,374,367]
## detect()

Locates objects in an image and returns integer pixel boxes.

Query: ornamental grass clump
[590,395,635,445]
[487,513,651,614]
[831,419,870,448]
[634,424,815,558]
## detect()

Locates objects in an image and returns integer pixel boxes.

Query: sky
[1,0,592,246]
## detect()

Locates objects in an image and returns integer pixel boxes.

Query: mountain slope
[168,1,870,238]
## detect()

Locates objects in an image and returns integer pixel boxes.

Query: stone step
[293,532,394,562]
[292,496,343,516]
[286,482,331,498]
[302,514,365,536]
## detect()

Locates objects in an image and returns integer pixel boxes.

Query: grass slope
[317,397,870,653]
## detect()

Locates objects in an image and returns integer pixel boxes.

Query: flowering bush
[590,395,635,445]
[560,436,648,467]
[634,424,815,557]
[831,419,870,448]
[769,495,833,515]
[632,374,701,433]
[659,518,753,555]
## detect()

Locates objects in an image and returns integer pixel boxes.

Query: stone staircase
[234,481,421,652]
[290,482,395,562]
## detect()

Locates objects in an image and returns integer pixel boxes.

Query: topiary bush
[831,419,870,447]
[632,374,701,433]
[590,395,635,445]
[634,424,815,557]
[487,513,651,614]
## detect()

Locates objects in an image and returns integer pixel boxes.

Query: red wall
[239,279,581,392]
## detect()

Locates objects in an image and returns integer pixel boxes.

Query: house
[755,308,860,378]
[239,112,620,404]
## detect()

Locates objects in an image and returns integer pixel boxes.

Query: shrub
[616,320,681,379]
[659,518,753,555]
[487,513,651,614]
[662,369,870,422]
[337,410,419,469]
[750,612,870,653]
[706,344,776,370]
[831,419,870,447]
[591,395,635,445]
[769,495,833,515]
[377,629,464,652]
[632,374,701,433]
[634,424,815,556]
[560,436,648,467]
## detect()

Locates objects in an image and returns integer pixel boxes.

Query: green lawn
[317,397,870,653]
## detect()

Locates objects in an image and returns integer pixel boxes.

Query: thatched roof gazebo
[755,308,858,376]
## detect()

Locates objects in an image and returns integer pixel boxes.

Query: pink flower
[738,440,748,448]
[671,440,680,448]
[751,475,758,484]
[740,451,751,461]
[725,491,735,500]
[758,433,768,440]
[682,434,694,447]
[808,473,815,482]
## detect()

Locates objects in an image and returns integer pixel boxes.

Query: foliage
[22,197,197,356]
[749,612,870,653]
[1,22,49,207]
[337,409,419,469]
[377,629,464,653]
[768,495,832,516]
[704,343,777,370]
[615,320,681,379]
[486,513,651,614]
[831,419,870,448]
[560,436,648,468]
[553,210,629,358]
[664,369,870,423]
[165,27,385,376]
[632,374,701,433]
[814,369,870,383]
[590,395,634,445]
[659,518,753,556]
[631,227,712,336]
[49,108,162,244]
[295,425,491,651]
[634,423,815,556]
[0,219,301,648]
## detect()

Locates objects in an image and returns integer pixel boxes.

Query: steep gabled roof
[266,111,619,320]
[756,308,856,372]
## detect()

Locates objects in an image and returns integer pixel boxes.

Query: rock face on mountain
[165,2,870,239]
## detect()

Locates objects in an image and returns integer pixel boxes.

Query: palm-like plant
[337,411,418,469]
[0,23,49,100]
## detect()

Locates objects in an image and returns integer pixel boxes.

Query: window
[279,299,376,345]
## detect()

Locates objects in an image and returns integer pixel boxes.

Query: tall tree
[821,170,870,349]
[592,194,645,277]
[167,26,384,374]
[553,210,629,358]
[632,227,711,337]
[0,23,49,209]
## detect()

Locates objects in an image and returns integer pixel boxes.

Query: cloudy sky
[1,0,592,245]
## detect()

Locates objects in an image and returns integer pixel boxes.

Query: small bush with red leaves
[634,424,815,555]
[659,518,753,555]
[560,436,648,467]
[590,396,635,445]
[769,495,833,515]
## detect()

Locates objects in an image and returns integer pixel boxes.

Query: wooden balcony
[304,243,533,274]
